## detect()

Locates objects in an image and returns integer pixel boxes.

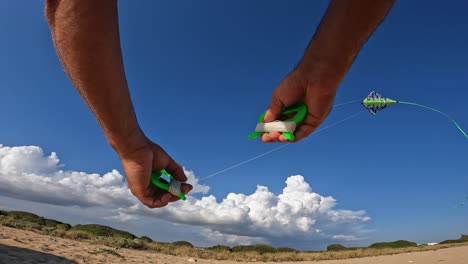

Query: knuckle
[141,199,156,209]
[146,203,157,209]
[307,115,325,128]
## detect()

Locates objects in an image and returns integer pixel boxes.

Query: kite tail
[398,101,468,139]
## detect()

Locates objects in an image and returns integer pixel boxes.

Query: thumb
[264,94,283,122]
[151,143,188,182]
[165,158,188,183]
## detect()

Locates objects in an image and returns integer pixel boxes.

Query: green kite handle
[248,103,307,141]
[150,169,187,200]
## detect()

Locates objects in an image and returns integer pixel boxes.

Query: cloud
[200,229,267,245]
[105,208,139,223]
[124,175,370,243]
[0,145,134,208]
[0,144,371,247]
[184,168,210,194]
[332,235,364,241]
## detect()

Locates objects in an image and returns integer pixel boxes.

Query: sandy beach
[0,226,467,264]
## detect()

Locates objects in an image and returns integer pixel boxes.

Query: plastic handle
[150,169,187,200]
[248,103,307,141]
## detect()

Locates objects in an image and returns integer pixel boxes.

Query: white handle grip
[255,121,297,133]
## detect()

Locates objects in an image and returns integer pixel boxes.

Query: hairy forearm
[299,0,395,81]
[45,0,143,155]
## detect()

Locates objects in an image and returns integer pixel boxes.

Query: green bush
[439,235,468,245]
[139,236,153,243]
[51,230,67,238]
[44,219,68,228]
[277,247,298,253]
[253,244,277,254]
[0,219,16,228]
[206,245,231,251]
[439,239,463,244]
[7,211,45,225]
[172,241,194,248]
[3,220,41,230]
[0,211,74,234]
[326,244,347,251]
[56,223,72,231]
[369,240,417,249]
[232,244,277,254]
[66,230,92,240]
[109,238,147,250]
[69,224,136,239]
[232,245,250,252]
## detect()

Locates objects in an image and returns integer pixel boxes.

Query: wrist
[107,126,149,158]
[294,54,347,93]
[297,50,352,82]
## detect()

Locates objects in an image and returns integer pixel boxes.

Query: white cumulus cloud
[0,145,134,207]
[0,144,371,247]
[184,168,210,194]
[125,175,370,242]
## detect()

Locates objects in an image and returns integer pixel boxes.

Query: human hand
[262,66,341,143]
[117,132,192,208]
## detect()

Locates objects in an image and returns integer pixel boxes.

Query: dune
[1,226,468,264]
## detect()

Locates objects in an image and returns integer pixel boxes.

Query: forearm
[45,0,143,155]
[299,0,395,81]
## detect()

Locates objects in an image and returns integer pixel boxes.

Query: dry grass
[143,241,468,262]
[3,222,468,262]
[2,211,468,262]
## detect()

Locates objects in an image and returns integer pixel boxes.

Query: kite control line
[200,109,363,182]
[248,103,308,141]
[150,102,350,200]
[150,169,187,200]
[362,91,468,140]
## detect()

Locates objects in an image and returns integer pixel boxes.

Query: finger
[152,192,172,207]
[292,91,335,142]
[142,175,176,208]
[151,144,187,182]
[261,133,273,142]
[264,94,283,122]
[181,183,192,194]
[293,123,316,142]
[165,158,187,182]
[266,131,281,141]
[169,196,179,203]
[150,177,193,203]
[138,187,171,208]
[278,134,289,142]
[168,183,193,202]
[291,114,322,142]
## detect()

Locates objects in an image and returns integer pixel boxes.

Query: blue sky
[1,0,467,249]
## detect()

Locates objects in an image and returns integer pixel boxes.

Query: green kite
[362,91,468,139]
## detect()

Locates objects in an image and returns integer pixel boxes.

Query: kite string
[199,109,364,182]
[332,99,361,107]
[398,101,468,139]
[198,100,360,182]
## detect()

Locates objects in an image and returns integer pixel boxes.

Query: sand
[0,226,467,264]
